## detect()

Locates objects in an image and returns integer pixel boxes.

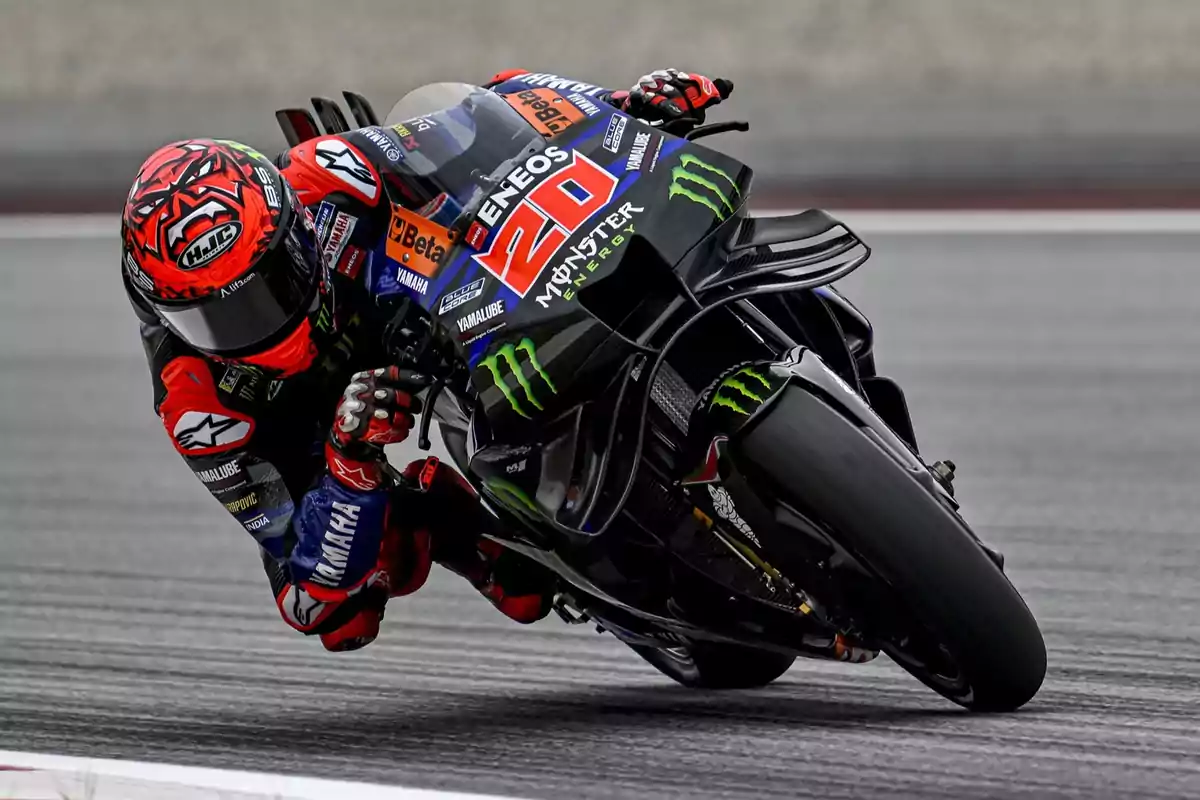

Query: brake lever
[416,377,444,451]
[685,120,750,141]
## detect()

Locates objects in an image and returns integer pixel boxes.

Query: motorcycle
[276,82,1046,710]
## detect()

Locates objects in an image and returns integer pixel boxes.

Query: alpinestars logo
[709,367,772,416]
[172,411,252,451]
[314,140,378,201]
[479,338,556,419]
[668,154,740,221]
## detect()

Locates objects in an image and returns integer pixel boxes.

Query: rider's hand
[618,69,733,132]
[325,366,430,492]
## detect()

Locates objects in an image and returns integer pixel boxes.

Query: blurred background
[4,3,1200,798]
[6,0,1200,211]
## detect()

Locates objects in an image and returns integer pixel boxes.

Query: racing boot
[443,537,556,624]
[401,457,555,623]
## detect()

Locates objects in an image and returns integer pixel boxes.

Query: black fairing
[363,84,919,656]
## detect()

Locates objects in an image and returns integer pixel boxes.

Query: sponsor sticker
[456,299,505,335]
[503,88,588,137]
[603,115,627,154]
[385,205,450,277]
[535,201,642,308]
[478,338,556,419]
[626,130,653,172]
[165,198,236,257]
[667,154,741,220]
[466,221,489,250]
[438,277,487,315]
[472,146,619,297]
[223,491,258,515]
[516,73,607,97]
[336,244,365,279]
[322,211,356,267]
[242,513,271,532]
[197,459,244,486]
[218,367,239,393]
[357,127,402,161]
[219,272,254,298]
[566,92,603,117]
[393,266,430,295]
[313,201,336,242]
[171,410,253,454]
[313,139,378,201]
[179,221,241,271]
[306,501,364,587]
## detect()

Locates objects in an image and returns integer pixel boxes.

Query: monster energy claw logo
[710,366,772,416]
[480,338,557,418]
[668,154,740,220]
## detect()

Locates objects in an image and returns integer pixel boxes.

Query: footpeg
[552,593,590,625]
[929,459,956,497]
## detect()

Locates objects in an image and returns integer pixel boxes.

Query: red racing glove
[324,366,430,492]
[617,69,733,132]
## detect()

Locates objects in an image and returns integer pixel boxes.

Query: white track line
[4,210,1200,240]
[0,750,525,800]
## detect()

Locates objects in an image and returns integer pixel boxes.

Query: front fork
[675,347,963,661]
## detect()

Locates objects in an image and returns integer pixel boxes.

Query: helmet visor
[150,204,323,355]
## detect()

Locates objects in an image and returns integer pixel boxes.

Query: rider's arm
[131,301,409,641]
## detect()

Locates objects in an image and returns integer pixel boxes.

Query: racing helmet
[121,139,332,377]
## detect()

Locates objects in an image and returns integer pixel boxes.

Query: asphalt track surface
[2,222,1199,798]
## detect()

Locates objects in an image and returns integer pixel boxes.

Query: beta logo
[385,204,450,278]
[472,146,618,297]
[506,89,588,137]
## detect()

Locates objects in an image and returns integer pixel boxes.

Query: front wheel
[628,640,796,689]
[734,387,1047,711]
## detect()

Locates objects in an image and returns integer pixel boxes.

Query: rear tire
[736,387,1046,711]
[628,641,796,689]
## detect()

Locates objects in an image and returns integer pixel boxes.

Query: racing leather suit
[125,69,727,650]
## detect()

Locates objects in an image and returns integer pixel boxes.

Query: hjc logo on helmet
[179,221,243,271]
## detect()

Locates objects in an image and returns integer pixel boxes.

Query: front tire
[735,387,1046,711]
[628,641,796,689]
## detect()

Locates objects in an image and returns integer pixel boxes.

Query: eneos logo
[472,146,618,297]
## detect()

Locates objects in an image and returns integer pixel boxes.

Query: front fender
[687,347,939,496]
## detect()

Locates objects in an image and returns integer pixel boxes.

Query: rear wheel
[628,640,796,689]
[735,387,1046,711]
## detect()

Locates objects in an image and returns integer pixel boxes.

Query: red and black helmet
[121,139,331,376]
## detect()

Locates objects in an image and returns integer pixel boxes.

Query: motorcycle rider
[121,69,731,652]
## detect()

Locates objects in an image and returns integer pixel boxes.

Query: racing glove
[324,366,429,491]
[617,69,733,132]
[275,367,433,651]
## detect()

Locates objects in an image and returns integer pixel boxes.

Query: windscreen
[380,83,546,220]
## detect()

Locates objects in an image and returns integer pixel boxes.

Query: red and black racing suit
[123,70,664,647]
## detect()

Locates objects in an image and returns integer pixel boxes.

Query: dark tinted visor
[150,206,322,355]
